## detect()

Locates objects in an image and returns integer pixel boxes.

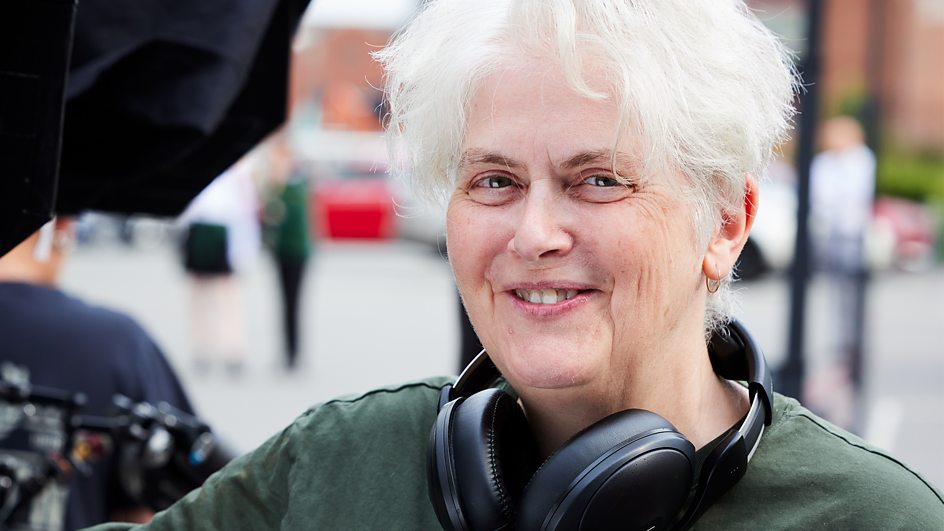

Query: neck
[0,233,61,286]
[518,328,750,458]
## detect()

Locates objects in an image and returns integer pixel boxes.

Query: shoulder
[739,393,943,527]
[18,283,148,336]
[275,377,451,468]
[700,394,942,529]
[0,282,154,358]
[255,377,451,528]
[770,394,939,493]
[292,377,451,439]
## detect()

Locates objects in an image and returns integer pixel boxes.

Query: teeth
[515,288,581,305]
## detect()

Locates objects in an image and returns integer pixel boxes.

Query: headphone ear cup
[430,388,541,531]
[517,409,696,531]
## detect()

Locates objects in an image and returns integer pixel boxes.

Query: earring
[706,265,721,294]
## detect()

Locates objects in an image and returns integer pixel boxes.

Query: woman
[90,0,942,529]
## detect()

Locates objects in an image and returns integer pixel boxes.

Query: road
[58,238,944,490]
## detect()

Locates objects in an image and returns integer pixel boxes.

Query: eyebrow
[458,149,524,170]
[559,149,637,172]
[458,148,636,172]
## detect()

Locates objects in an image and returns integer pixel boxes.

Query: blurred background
[49,0,944,491]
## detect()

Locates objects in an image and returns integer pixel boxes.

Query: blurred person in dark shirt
[260,135,313,371]
[0,219,194,530]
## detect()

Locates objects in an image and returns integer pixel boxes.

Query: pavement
[58,238,944,490]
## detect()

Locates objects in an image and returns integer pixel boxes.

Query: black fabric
[56,0,310,217]
[0,0,76,255]
[1,0,310,256]
[0,282,194,530]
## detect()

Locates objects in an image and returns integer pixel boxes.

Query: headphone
[427,320,773,531]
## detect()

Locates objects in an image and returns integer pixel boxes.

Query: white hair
[375,0,799,333]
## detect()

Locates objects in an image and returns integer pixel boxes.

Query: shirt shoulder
[0,282,150,341]
[90,377,453,531]
[701,393,944,529]
[771,394,941,501]
[290,376,451,450]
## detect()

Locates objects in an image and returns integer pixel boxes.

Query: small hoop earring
[706,266,721,294]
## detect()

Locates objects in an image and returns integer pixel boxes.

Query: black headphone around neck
[427,320,773,531]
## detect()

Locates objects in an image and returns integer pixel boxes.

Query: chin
[496,339,601,391]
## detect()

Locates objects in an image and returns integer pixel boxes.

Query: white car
[739,173,911,280]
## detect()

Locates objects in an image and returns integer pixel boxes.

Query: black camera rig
[0,380,233,529]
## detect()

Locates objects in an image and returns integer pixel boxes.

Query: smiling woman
[445,60,723,444]
[87,1,944,530]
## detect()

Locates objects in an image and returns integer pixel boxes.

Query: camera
[0,380,233,530]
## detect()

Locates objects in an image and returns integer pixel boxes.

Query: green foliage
[829,86,868,120]
[876,148,944,203]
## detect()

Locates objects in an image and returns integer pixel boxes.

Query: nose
[508,185,573,262]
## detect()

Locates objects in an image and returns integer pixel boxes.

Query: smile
[514,288,580,305]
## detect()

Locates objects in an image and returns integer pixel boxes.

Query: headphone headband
[441,348,497,408]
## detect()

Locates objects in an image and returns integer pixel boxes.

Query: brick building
[752,0,944,151]
[291,0,943,150]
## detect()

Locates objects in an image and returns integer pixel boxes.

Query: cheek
[446,202,504,294]
[607,204,698,321]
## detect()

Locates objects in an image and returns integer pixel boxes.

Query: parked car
[737,178,797,279]
[291,127,450,246]
[872,196,937,272]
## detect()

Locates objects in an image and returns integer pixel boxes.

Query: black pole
[779,0,824,400]
[863,0,885,157]
[844,0,885,432]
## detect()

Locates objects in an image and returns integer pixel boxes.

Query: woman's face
[447,64,708,394]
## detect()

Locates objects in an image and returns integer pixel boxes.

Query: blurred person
[806,116,876,428]
[0,219,195,529]
[260,136,313,371]
[179,158,262,376]
[89,1,944,530]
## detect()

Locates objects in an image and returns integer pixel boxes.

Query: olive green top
[265,177,311,262]
[87,377,943,530]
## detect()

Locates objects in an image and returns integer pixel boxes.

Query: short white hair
[375,0,799,333]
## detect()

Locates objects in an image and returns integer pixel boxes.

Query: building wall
[289,28,390,131]
[291,1,944,149]
[885,0,944,149]
[798,0,943,150]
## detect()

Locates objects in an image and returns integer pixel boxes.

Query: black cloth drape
[0,0,76,255]
[1,0,311,255]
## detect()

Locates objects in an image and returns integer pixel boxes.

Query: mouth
[513,288,583,305]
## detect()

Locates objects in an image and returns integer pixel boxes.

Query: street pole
[780,0,824,400]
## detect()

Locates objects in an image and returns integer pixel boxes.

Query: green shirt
[264,177,312,262]
[88,377,943,530]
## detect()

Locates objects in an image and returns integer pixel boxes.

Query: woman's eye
[474,175,516,189]
[573,173,634,203]
[584,175,620,187]
[466,174,521,205]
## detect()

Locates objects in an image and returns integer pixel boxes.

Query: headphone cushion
[448,388,541,530]
[517,409,696,531]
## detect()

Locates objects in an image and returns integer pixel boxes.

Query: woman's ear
[703,174,759,280]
